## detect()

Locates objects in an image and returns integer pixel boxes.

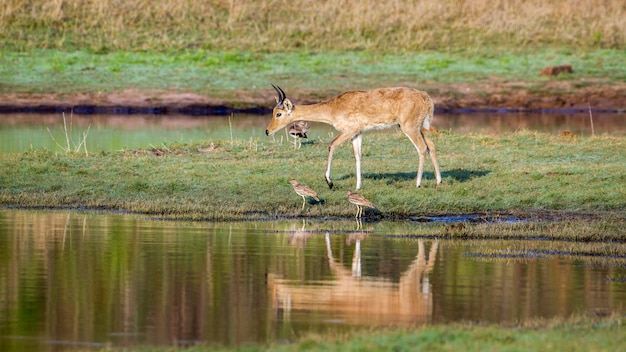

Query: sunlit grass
[1,49,624,98]
[0,129,624,224]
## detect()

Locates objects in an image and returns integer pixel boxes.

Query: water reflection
[0,210,625,351]
[270,233,437,326]
[1,111,624,153]
[0,113,267,153]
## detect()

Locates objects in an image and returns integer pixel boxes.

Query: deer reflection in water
[269,232,438,326]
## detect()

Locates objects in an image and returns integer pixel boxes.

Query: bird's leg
[301,196,306,210]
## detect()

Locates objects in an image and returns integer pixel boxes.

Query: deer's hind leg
[401,127,440,187]
[424,134,442,185]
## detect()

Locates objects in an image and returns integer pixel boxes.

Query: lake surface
[1,210,625,351]
[1,111,624,153]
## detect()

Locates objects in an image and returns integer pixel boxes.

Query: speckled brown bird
[346,190,376,218]
[288,121,309,149]
[289,179,320,210]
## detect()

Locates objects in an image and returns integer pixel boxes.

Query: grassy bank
[2,1,624,108]
[81,314,625,351]
[1,129,624,222]
[1,0,624,53]
[1,48,625,102]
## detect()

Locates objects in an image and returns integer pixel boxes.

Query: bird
[289,179,320,210]
[346,190,376,218]
[287,121,309,149]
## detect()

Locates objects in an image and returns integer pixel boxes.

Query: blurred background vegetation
[1,0,624,53]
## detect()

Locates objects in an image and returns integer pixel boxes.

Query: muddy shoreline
[1,81,624,115]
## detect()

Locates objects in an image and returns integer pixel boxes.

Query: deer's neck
[290,102,336,127]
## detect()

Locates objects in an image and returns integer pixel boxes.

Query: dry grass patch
[1,0,624,52]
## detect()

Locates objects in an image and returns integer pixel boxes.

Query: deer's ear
[284,99,293,113]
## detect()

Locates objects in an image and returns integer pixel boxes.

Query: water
[0,113,266,153]
[1,111,624,153]
[1,210,625,351]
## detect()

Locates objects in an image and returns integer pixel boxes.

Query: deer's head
[266,84,294,136]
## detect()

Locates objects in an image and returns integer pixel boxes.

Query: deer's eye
[276,112,282,118]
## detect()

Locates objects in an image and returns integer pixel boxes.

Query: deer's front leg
[325,131,356,189]
[351,134,363,190]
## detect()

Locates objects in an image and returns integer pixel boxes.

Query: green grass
[1,130,624,222]
[78,314,625,351]
[1,49,624,101]
[272,315,626,352]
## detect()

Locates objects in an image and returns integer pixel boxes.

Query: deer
[266,84,442,190]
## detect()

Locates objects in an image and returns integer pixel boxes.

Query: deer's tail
[423,97,435,131]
